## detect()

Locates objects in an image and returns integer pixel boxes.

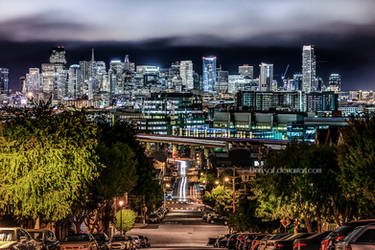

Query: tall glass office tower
[202,56,216,92]
[0,68,9,93]
[259,63,273,91]
[302,45,316,93]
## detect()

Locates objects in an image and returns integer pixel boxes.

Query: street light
[215,180,220,185]
[119,200,124,234]
[224,176,230,182]
[163,183,170,208]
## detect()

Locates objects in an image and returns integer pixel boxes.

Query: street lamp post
[164,183,170,208]
[223,167,237,213]
[119,200,124,234]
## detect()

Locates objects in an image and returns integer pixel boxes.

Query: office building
[49,46,67,65]
[259,63,273,91]
[24,68,41,95]
[216,70,229,93]
[328,73,342,92]
[302,45,316,93]
[0,68,9,94]
[202,56,216,92]
[306,91,337,112]
[238,65,254,79]
[180,60,194,90]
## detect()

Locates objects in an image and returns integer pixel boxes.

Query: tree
[82,123,139,234]
[255,143,347,232]
[115,209,136,233]
[0,107,103,223]
[338,116,375,219]
[96,122,162,211]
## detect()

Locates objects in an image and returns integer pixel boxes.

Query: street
[128,203,228,250]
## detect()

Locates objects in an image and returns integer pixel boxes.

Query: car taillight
[293,243,307,248]
[336,236,345,242]
[276,243,284,247]
[321,238,329,250]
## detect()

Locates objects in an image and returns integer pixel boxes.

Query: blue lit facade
[202,56,216,92]
[0,68,9,94]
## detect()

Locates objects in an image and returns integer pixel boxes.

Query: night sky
[0,0,375,91]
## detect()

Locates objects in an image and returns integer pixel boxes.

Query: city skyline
[0,0,375,90]
[0,42,373,91]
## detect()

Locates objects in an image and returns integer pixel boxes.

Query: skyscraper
[238,65,254,79]
[49,46,67,65]
[259,63,273,91]
[202,56,216,92]
[68,65,82,99]
[328,73,342,92]
[302,45,316,93]
[216,69,229,93]
[24,68,41,94]
[0,68,9,93]
[180,60,194,90]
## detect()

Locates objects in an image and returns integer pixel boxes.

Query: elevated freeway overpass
[135,134,289,150]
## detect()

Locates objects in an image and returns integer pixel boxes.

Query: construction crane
[281,64,290,81]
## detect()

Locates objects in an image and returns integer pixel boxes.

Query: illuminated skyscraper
[180,60,194,90]
[68,65,82,99]
[24,68,41,94]
[238,65,254,79]
[0,68,9,93]
[202,56,216,92]
[216,69,229,93]
[302,45,316,93]
[328,73,342,92]
[259,63,273,91]
[49,46,67,65]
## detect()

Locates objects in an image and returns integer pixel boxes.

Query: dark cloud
[0,12,91,41]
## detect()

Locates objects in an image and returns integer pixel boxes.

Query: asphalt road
[128,203,228,250]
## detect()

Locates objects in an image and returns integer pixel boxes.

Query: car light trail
[177,160,188,201]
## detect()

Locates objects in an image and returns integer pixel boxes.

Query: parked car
[242,234,260,250]
[137,235,150,248]
[147,214,160,224]
[207,237,217,246]
[0,227,37,250]
[261,234,290,250]
[227,234,238,250]
[93,233,110,250]
[26,229,59,250]
[292,231,331,250]
[256,235,273,250]
[60,233,98,250]
[235,233,247,250]
[321,219,375,250]
[335,224,375,250]
[128,235,142,249]
[214,234,232,248]
[251,234,269,250]
[110,235,132,250]
[125,236,137,250]
[265,233,311,250]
